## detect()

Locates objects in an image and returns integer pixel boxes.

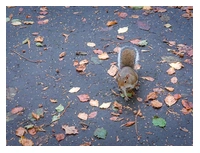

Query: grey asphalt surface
[6,6,193,146]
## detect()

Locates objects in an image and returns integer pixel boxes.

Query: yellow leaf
[99,102,112,109]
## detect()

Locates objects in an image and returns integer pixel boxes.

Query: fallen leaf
[52,114,60,122]
[166,67,175,75]
[117,35,125,40]
[113,47,121,53]
[164,23,172,28]
[23,21,34,25]
[145,92,158,101]
[131,15,139,18]
[130,38,141,45]
[36,42,43,47]
[78,112,88,120]
[98,52,109,60]
[69,87,80,93]
[80,142,92,146]
[88,111,97,118]
[107,65,118,77]
[174,94,182,100]
[40,11,48,15]
[153,88,164,93]
[50,98,57,103]
[168,41,176,46]
[106,20,117,27]
[34,36,44,42]
[62,125,78,135]
[165,87,174,92]
[169,62,184,70]
[94,127,107,139]
[155,7,167,13]
[124,121,135,127]
[118,12,128,18]
[93,49,103,55]
[137,97,143,102]
[138,40,148,46]
[77,94,90,102]
[141,76,154,81]
[79,59,89,65]
[152,116,166,128]
[117,27,128,34]
[73,60,79,66]
[76,64,86,72]
[89,99,99,107]
[181,108,193,115]
[59,52,66,58]
[143,6,153,10]
[171,77,178,84]
[42,86,48,91]
[164,94,177,106]
[55,104,64,113]
[11,21,22,26]
[16,127,27,137]
[99,102,112,109]
[182,99,193,110]
[110,116,123,122]
[113,101,122,110]
[134,64,141,70]
[62,33,69,42]
[32,112,40,120]
[180,127,189,132]
[37,15,46,19]
[55,133,65,142]
[40,6,48,12]
[37,19,49,24]
[87,42,96,47]
[161,56,181,63]
[28,127,37,136]
[11,107,24,114]
[151,100,163,108]
[19,136,34,146]
[137,20,150,31]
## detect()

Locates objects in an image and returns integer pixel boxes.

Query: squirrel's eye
[124,80,126,83]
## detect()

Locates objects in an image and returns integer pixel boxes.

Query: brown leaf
[117,35,125,40]
[153,88,164,93]
[180,127,189,132]
[27,39,31,48]
[38,19,49,24]
[106,20,117,27]
[68,87,80,93]
[40,6,48,12]
[11,107,24,114]
[78,112,88,120]
[166,67,175,75]
[23,21,34,25]
[28,127,37,136]
[143,6,153,10]
[16,127,27,137]
[98,52,109,60]
[50,98,58,103]
[168,41,176,46]
[40,11,48,15]
[171,77,178,84]
[77,94,90,102]
[137,20,150,31]
[107,65,118,77]
[155,7,167,13]
[42,86,49,91]
[89,99,99,107]
[169,62,184,70]
[164,94,177,106]
[32,32,39,36]
[59,52,66,58]
[62,125,78,135]
[34,36,44,42]
[118,12,128,18]
[88,111,97,118]
[131,15,139,18]
[79,59,89,65]
[76,64,86,72]
[182,99,193,110]
[141,76,154,81]
[37,15,46,19]
[181,108,193,114]
[32,112,40,120]
[110,116,123,121]
[151,100,162,108]
[124,121,135,127]
[73,60,79,66]
[145,92,158,101]
[165,87,174,92]
[55,133,65,142]
[80,142,91,146]
[113,47,121,53]
[19,136,34,146]
[113,101,122,110]
[174,94,182,100]
[62,33,69,42]
[130,38,141,45]
[93,49,103,55]
[137,97,143,102]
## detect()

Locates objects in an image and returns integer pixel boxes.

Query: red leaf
[11,107,24,114]
[77,94,90,102]
[55,133,65,142]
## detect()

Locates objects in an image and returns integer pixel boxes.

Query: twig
[12,50,45,63]
[135,107,141,140]
[59,101,71,117]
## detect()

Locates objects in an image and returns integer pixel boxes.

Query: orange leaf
[16,127,27,137]
[107,65,118,77]
[11,107,24,114]
[19,136,34,146]
[55,133,65,142]
[145,92,158,101]
[59,52,66,58]
[124,121,135,127]
[166,67,175,75]
[32,112,40,120]
[106,20,117,27]
[151,100,162,108]
[98,52,109,60]
[141,76,154,81]
[164,94,177,106]
[78,112,88,120]
[165,87,174,92]
[89,99,99,107]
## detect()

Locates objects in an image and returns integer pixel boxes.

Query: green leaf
[22,38,29,44]
[6,17,10,22]
[120,92,133,98]
[55,104,64,113]
[52,114,60,122]
[152,116,166,128]
[24,124,34,129]
[138,40,148,47]
[130,6,143,10]
[28,108,44,121]
[36,42,43,47]
[94,127,107,139]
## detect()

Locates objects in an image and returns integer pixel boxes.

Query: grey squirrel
[116,46,139,101]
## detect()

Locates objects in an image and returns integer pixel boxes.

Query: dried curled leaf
[77,94,90,102]
[78,112,88,120]
[68,87,80,93]
[151,100,163,108]
[171,77,178,84]
[107,65,118,77]
[98,52,109,60]
[89,99,99,107]
[169,62,184,70]
[106,20,117,26]
[59,52,66,58]
[62,125,78,135]
[117,27,128,34]
[145,92,158,101]
[164,94,177,106]
[99,102,112,109]
[141,76,154,81]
